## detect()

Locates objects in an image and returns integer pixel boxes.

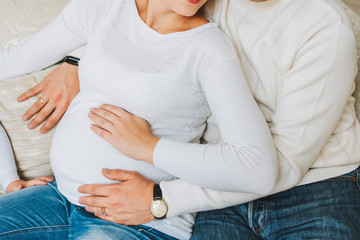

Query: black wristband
[59,56,80,66]
[153,184,163,201]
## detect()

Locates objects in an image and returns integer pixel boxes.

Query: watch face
[150,200,168,218]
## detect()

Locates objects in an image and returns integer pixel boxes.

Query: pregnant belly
[50,98,175,205]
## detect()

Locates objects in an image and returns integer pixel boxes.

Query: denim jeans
[0,181,176,240]
[192,166,360,240]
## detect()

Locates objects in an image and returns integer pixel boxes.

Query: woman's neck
[136,0,209,34]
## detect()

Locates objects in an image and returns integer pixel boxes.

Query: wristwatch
[150,184,168,219]
[59,56,80,66]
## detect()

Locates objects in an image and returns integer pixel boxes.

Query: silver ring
[39,97,45,105]
[101,207,106,216]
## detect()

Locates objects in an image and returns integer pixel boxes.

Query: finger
[94,212,140,225]
[90,124,112,141]
[94,213,117,223]
[22,97,49,122]
[78,196,107,208]
[24,179,48,187]
[35,176,54,182]
[100,104,130,118]
[39,105,66,133]
[85,205,112,217]
[102,168,133,181]
[90,108,119,124]
[17,84,41,102]
[27,102,55,130]
[88,111,114,131]
[77,183,110,196]
[84,205,100,214]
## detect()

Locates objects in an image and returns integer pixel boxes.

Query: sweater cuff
[153,138,171,169]
[0,167,20,192]
[159,180,202,218]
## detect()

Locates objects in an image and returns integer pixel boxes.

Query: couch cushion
[0,66,61,194]
[343,0,360,15]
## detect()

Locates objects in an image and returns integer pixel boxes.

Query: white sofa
[0,0,360,197]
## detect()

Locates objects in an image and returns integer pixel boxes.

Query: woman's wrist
[0,170,20,193]
[143,137,160,165]
[5,179,22,193]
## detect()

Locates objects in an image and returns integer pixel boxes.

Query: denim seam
[255,203,268,235]
[0,225,69,238]
[248,201,254,229]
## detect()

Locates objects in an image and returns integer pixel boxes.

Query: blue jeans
[192,166,360,240]
[0,181,176,240]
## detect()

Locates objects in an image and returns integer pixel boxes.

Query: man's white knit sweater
[156,0,360,217]
[0,0,277,238]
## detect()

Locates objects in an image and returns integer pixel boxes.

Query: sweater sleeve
[267,21,358,187]
[154,57,277,195]
[0,124,19,191]
[159,20,358,218]
[0,0,103,81]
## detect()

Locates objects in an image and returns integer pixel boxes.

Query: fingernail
[88,112,93,117]
[28,124,33,129]
[90,108,96,111]
[17,97,22,102]
[104,168,110,174]
[40,129,45,134]
[16,185,22,189]
[23,116,28,121]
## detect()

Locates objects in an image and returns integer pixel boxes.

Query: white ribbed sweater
[157,0,360,218]
[0,0,277,238]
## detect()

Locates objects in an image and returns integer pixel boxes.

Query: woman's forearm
[0,124,19,191]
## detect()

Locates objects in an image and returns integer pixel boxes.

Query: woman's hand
[17,62,80,134]
[6,176,54,193]
[89,104,159,164]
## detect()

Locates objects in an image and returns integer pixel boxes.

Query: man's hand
[78,169,155,225]
[17,62,80,134]
[6,176,54,193]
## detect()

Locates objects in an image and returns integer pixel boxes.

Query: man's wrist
[59,56,80,66]
[150,183,168,219]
